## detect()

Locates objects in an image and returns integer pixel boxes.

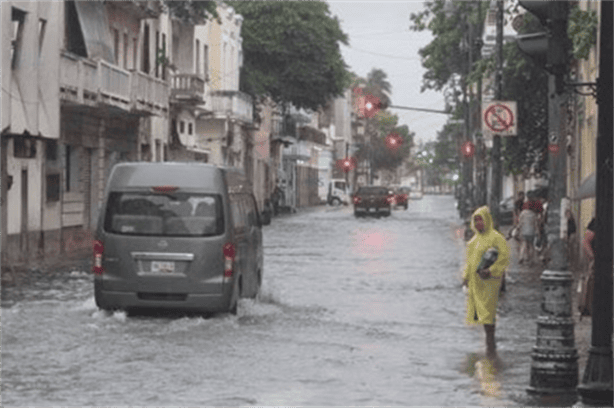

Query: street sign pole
[489,0,504,229]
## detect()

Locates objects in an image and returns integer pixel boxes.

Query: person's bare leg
[484,324,496,359]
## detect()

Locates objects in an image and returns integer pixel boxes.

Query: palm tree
[365,68,392,109]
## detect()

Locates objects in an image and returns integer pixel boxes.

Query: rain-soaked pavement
[1,195,590,406]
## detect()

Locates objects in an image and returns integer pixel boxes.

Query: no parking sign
[482,101,517,137]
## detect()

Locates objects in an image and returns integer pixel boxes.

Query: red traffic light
[337,157,356,172]
[360,94,381,119]
[385,133,403,151]
[461,141,475,158]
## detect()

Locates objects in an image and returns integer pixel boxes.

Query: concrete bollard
[527,270,578,395]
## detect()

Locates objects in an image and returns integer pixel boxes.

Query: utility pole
[489,0,503,227]
[474,2,486,207]
[577,1,613,404]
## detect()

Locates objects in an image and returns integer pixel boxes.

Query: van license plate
[151,261,175,273]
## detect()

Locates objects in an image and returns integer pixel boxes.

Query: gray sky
[327,1,450,145]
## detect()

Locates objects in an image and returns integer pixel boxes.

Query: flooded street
[2,196,547,406]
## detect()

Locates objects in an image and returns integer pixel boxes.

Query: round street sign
[484,104,514,133]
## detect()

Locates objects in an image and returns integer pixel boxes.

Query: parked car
[352,186,394,217]
[394,186,410,210]
[93,162,263,315]
[499,196,514,226]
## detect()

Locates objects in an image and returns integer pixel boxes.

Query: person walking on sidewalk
[518,206,539,264]
[462,206,510,359]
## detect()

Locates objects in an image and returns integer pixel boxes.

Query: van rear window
[103,192,224,237]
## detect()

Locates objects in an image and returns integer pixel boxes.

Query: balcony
[283,142,311,161]
[171,74,206,105]
[60,51,169,116]
[207,90,253,124]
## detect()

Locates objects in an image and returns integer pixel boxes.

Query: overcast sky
[327,1,450,145]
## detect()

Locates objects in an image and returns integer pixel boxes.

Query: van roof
[107,162,226,191]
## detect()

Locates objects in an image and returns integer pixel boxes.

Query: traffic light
[516,1,570,93]
[337,157,355,172]
[385,133,403,151]
[360,94,382,118]
[461,141,475,159]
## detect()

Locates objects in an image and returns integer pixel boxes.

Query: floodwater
[2,195,552,406]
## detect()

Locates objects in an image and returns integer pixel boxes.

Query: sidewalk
[499,224,593,400]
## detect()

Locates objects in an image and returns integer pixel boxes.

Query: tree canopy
[227,1,351,112]
[164,1,219,25]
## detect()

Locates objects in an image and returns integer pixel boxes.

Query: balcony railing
[60,51,169,115]
[209,90,253,124]
[171,74,205,104]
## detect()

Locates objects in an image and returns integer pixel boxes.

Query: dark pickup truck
[352,186,394,217]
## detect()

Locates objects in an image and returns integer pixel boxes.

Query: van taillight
[223,243,236,278]
[93,240,104,275]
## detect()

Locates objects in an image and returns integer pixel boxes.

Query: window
[46,174,60,202]
[46,139,57,161]
[161,33,167,80]
[65,145,71,191]
[11,7,26,69]
[188,123,193,135]
[195,39,200,74]
[155,30,160,78]
[14,137,37,159]
[113,28,119,65]
[38,18,47,55]
[133,38,138,70]
[179,121,185,134]
[123,33,128,70]
[142,24,150,73]
[204,45,209,80]
[104,192,224,236]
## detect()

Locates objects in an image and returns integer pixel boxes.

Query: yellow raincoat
[463,206,510,325]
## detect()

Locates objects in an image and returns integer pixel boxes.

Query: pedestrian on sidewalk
[462,206,510,359]
[578,217,596,317]
[518,206,538,264]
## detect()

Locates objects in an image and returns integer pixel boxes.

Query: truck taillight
[353,196,361,204]
[223,243,236,278]
[93,240,105,275]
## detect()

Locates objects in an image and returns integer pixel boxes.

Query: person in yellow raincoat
[462,206,510,358]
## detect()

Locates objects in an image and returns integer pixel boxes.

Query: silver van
[93,162,263,315]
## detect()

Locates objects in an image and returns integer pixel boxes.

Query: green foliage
[499,42,549,176]
[227,1,351,112]
[412,1,550,178]
[163,1,219,25]
[409,0,488,92]
[568,6,598,61]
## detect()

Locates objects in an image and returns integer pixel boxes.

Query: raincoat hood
[470,206,493,235]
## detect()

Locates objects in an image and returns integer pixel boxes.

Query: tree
[227,1,351,112]
[411,1,550,177]
[163,1,219,25]
[364,68,392,109]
